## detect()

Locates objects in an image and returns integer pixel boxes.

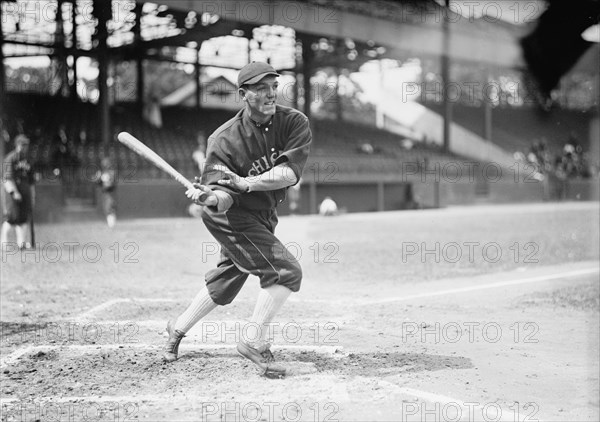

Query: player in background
[163,62,312,379]
[1,135,35,249]
[188,131,207,218]
[96,157,117,229]
[192,130,207,175]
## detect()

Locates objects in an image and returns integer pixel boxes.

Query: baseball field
[1,201,598,422]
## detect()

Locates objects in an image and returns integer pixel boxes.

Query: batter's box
[0,344,348,399]
[0,344,485,421]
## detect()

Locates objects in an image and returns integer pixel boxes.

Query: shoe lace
[166,329,185,353]
[256,343,274,363]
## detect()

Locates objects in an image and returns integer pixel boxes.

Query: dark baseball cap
[238,62,280,87]
[15,134,30,145]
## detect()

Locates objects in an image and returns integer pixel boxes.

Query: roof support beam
[158,0,523,67]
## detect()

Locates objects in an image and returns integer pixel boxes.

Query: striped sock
[247,284,292,347]
[174,287,218,333]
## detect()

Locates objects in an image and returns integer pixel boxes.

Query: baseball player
[163,62,312,378]
[1,135,35,249]
[96,157,117,228]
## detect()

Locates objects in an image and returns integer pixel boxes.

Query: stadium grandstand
[1,0,598,221]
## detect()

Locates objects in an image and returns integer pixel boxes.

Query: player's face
[243,76,278,118]
[16,142,30,154]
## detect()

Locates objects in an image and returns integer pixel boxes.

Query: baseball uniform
[200,104,312,305]
[3,149,34,225]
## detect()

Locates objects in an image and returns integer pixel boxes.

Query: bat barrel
[117,132,208,201]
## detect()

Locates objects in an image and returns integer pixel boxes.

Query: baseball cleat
[237,341,286,379]
[162,319,185,362]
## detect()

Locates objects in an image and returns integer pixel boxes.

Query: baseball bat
[116,132,208,201]
[29,207,35,247]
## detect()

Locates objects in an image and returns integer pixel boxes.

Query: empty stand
[6,93,476,198]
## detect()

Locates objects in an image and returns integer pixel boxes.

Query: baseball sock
[247,284,292,347]
[15,224,27,248]
[174,287,218,333]
[0,222,10,246]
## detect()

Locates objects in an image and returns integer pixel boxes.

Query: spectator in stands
[527,138,552,177]
[513,151,527,162]
[96,157,117,229]
[78,129,88,146]
[1,135,35,249]
[319,196,339,216]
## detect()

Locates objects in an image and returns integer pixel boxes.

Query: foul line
[359,267,599,306]
[382,381,545,422]
[66,266,600,319]
[76,298,178,321]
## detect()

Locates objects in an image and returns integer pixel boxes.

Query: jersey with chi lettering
[202,105,312,210]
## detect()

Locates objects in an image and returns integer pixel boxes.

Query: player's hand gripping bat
[116,132,213,204]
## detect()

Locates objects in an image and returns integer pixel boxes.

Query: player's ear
[239,87,247,101]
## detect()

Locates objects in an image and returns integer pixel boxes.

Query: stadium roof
[148,0,527,68]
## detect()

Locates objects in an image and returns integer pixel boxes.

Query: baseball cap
[15,134,30,145]
[237,62,280,87]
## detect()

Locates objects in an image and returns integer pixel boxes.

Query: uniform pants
[201,207,302,305]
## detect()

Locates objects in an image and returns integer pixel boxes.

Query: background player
[96,157,117,229]
[188,130,208,218]
[163,62,312,378]
[1,135,35,249]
